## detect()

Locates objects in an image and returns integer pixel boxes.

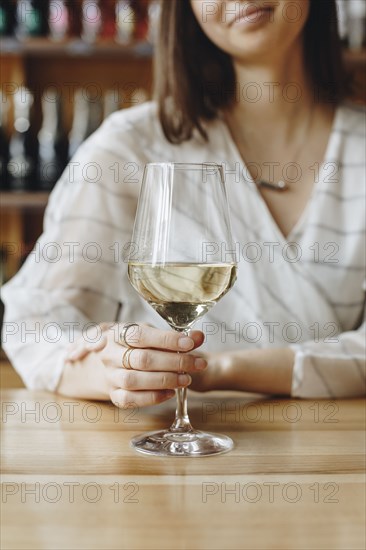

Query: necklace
[256,102,315,192]
[256,179,288,191]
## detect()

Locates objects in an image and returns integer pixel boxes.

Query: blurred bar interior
[0,0,158,294]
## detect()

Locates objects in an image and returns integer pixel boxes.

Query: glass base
[130,429,234,457]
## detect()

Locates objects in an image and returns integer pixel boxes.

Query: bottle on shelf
[15,0,49,39]
[48,0,69,41]
[37,89,69,191]
[68,89,103,159]
[0,0,17,37]
[147,0,160,44]
[81,0,102,44]
[115,0,136,45]
[67,0,82,39]
[336,0,349,47]
[7,88,37,191]
[100,0,116,39]
[0,92,10,190]
[133,0,148,42]
[348,0,366,50]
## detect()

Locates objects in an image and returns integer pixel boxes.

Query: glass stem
[170,328,193,433]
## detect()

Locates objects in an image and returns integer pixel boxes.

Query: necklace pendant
[257,180,289,192]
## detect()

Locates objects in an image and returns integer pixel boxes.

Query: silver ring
[122,348,135,370]
[119,323,140,348]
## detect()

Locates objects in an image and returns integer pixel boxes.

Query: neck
[226,41,315,135]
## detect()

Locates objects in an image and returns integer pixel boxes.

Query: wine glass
[127,162,237,457]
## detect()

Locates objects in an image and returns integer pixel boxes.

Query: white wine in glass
[127,163,237,457]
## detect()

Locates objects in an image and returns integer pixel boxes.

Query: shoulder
[87,101,220,162]
[67,101,223,175]
[336,102,366,140]
[61,102,172,187]
[332,103,365,173]
[87,101,164,156]
[101,101,160,135]
[48,103,163,212]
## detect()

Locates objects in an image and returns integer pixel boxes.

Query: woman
[2,0,365,406]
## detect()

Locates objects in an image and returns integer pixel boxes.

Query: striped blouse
[2,101,365,397]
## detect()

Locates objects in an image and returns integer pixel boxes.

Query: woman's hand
[190,348,294,396]
[62,325,294,404]
[64,323,208,408]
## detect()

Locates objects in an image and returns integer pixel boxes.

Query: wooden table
[1,389,365,550]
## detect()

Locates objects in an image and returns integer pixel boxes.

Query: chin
[224,31,281,62]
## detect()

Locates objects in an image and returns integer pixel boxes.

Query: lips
[228,3,275,26]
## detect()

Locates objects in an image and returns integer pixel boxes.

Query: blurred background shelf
[343,48,366,66]
[0,37,153,58]
[0,191,49,210]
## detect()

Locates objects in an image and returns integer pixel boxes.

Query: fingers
[114,324,204,352]
[109,368,192,391]
[109,359,197,408]
[108,347,207,373]
[110,388,176,408]
[66,334,108,362]
[67,322,205,362]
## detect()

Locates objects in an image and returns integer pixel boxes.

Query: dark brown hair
[154,0,347,144]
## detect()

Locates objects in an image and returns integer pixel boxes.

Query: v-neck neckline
[218,105,343,244]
